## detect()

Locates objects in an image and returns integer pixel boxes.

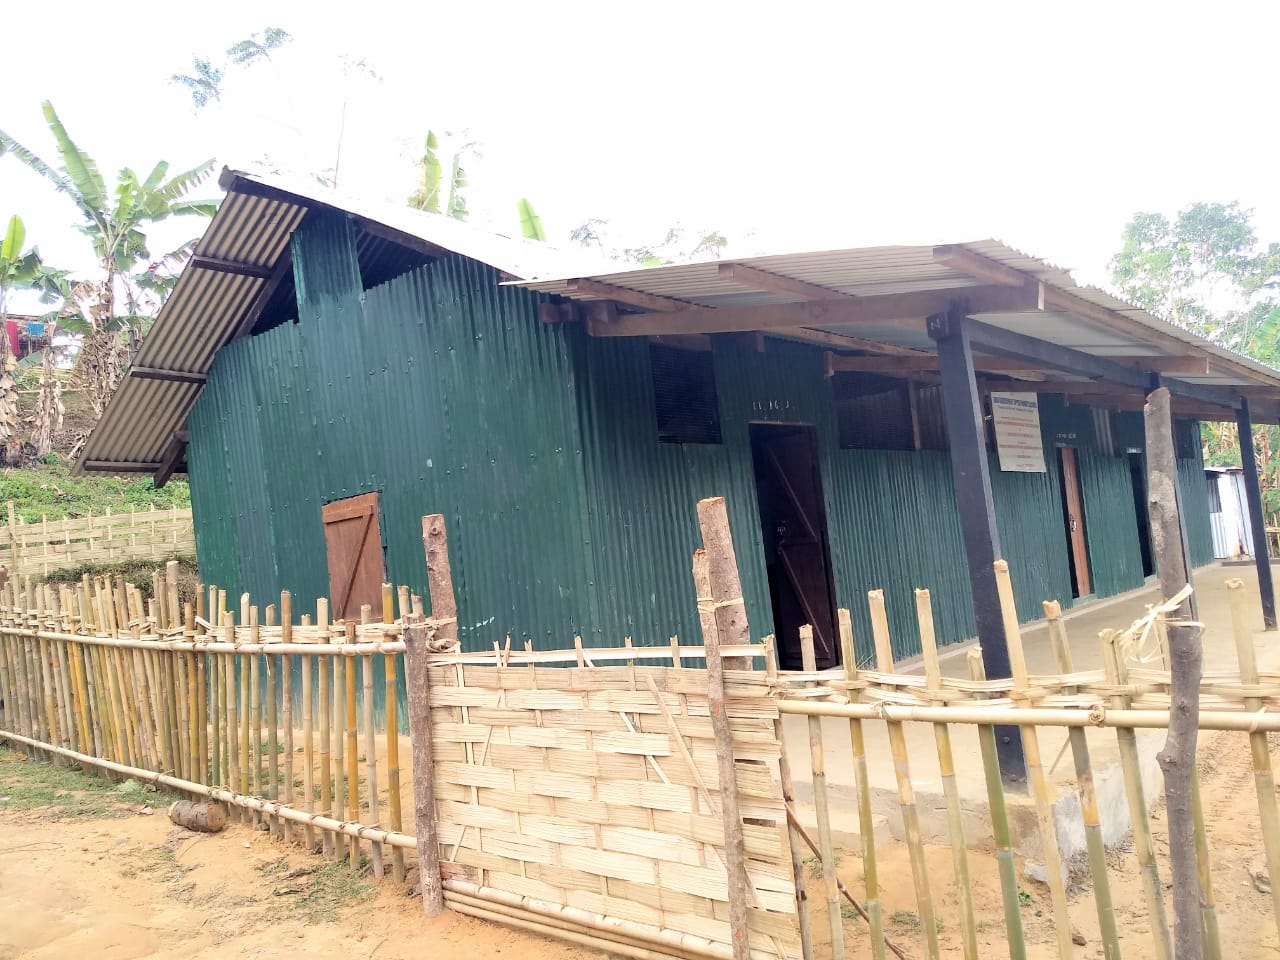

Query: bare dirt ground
[0,750,600,960]
[2,731,1277,960]
[807,729,1280,959]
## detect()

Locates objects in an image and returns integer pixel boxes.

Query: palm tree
[0,101,218,420]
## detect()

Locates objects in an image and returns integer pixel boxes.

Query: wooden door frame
[1058,446,1092,598]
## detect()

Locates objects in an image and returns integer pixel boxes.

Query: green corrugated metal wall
[187,212,1218,667]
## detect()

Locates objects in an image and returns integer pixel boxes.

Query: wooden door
[1059,448,1092,597]
[322,492,387,621]
[750,424,839,669]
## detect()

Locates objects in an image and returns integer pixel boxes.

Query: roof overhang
[518,240,1280,423]
[76,170,592,482]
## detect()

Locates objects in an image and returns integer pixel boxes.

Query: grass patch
[254,855,373,923]
[889,909,945,934]
[0,746,166,819]
[4,457,190,523]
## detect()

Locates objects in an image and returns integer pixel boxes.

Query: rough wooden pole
[695,497,750,670]
[422,514,459,649]
[692,548,751,960]
[403,612,442,916]
[1235,398,1276,628]
[1144,386,1204,960]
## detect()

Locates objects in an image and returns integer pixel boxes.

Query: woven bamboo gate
[3,500,195,577]
[3,501,1280,959]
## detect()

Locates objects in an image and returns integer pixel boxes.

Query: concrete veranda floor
[783,561,1280,850]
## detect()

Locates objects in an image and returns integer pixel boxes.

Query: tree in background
[0,102,218,435]
[571,218,728,265]
[407,130,476,220]
[171,27,292,108]
[1111,202,1280,518]
[0,214,70,464]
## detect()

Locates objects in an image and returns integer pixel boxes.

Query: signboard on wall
[990,392,1047,473]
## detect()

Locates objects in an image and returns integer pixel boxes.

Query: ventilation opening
[834,372,913,450]
[650,343,722,444]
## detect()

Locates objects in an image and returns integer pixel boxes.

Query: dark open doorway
[1128,451,1155,577]
[1057,447,1093,598]
[749,423,840,670]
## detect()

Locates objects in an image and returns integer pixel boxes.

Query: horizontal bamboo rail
[4,501,195,577]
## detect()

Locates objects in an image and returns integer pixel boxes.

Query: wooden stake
[692,548,750,960]
[403,612,443,915]
[695,497,750,669]
[1145,386,1205,960]
[966,650,1027,960]
[422,514,459,648]
[993,562,1073,960]
[799,624,843,960]
[916,590,978,960]
[868,590,938,959]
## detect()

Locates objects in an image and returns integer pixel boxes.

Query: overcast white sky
[3,0,1278,301]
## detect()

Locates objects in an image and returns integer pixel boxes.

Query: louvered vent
[650,344,723,444]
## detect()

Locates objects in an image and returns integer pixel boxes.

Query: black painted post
[1236,398,1276,629]
[928,303,1027,785]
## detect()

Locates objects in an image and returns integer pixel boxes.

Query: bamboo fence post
[265,603,281,838]
[1099,628,1171,958]
[318,600,334,858]
[1190,773,1222,960]
[361,604,384,878]
[333,623,348,860]
[225,612,241,821]
[1044,601,1120,959]
[761,635,815,960]
[1227,578,1280,932]
[993,561,1073,960]
[384,582,406,883]
[301,610,316,852]
[799,623,843,960]
[1145,386,1205,960]
[280,591,295,845]
[344,619,360,867]
[915,589,978,960]
[695,497,750,669]
[248,602,262,828]
[403,612,443,915]
[966,650,1027,959]
[867,589,938,959]
[7,501,19,578]
[186,604,200,785]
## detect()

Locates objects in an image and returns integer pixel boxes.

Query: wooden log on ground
[169,798,227,833]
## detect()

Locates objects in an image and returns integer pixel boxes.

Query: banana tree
[0,101,218,421]
[407,130,475,220]
[0,214,68,463]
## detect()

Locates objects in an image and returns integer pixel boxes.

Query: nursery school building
[78,170,1280,675]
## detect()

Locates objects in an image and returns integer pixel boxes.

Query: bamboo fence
[3,505,1280,959]
[3,500,195,577]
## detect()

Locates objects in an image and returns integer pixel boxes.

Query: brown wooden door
[750,424,839,669]
[322,492,387,621]
[1059,448,1092,597]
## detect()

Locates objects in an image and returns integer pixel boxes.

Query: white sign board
[990,392,1047,473]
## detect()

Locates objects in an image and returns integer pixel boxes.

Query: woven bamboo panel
[427,660,803,959]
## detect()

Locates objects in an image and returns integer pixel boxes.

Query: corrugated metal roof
[77,169,600,474]
[518,239,1280,391]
